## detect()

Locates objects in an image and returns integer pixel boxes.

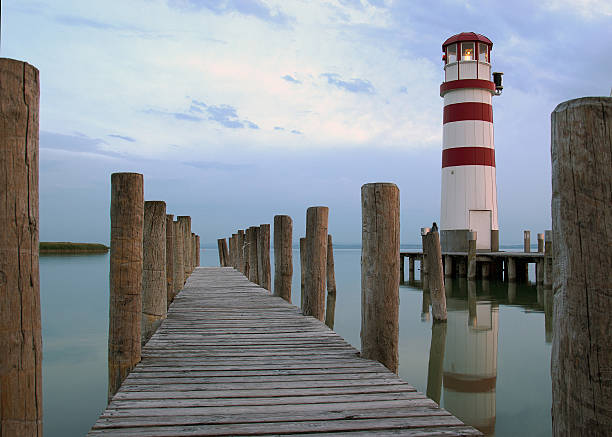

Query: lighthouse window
[447,44,457,63]
[461,42,475,61]
[479,43,489,63]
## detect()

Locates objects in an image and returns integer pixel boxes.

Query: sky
[2,0,611,245]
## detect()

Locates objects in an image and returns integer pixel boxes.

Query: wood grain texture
[273,215,293,302]
[177,216,191,279]
[325,234,337,329]
[247,226,259,284]
[0,58,42,436]
[551,97,612,436]
[300,237,306,309]
[304,207,328,321]
[89,267,479,436]
[196,235,201,268]
[361,183,400,374]
[257,224,271,291]
[142,201,167,344]
[172,220,184,299]
[424,230,447,322]
[109,172,144,401]
[165,215,174,308]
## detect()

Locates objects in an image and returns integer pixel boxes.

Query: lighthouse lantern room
[440,32,501,252]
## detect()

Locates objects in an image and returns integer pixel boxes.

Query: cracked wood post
[165,214,174,308]
[108,172,143,401]
[217,238,226,266]
[273,215,293,302]
[142,201,167,345]
[361,183,400,373]
[523,230,531,279]
[300,237,306,308]
[172,219,184,296]
[551,97,612,436]
[237,230,245,274]
[424,227,447,322]
[258,224,271,291]
[195,235,200,267]
[467,231,477,280]
[177,216,191,281]
[420,227,430,291]
[229,234,236,268]
[325,234,337,329]
[0,58,42,435]
[248,226,259,284]
[304,206,329,321]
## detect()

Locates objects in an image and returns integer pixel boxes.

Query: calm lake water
[40,247,551,436]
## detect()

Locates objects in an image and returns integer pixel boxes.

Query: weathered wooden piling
[109,172,143,401]
[248,226,259,283]
[409,256,415,282]
[257,224,271,291]
[467,231,477,280]
[229,234,237,268]
[361,183,400,373]
[142,201,167,345]
[507,257,517,282]
[423,227,447,322]
[177,216,191,280]
[536,232,545,284]
[273,215,293,302]
[538,232,545,253]
[195,235,200,267]
[420,227,430,278]
[524,230,531,252]
[237,230,245,273]
[172,220,184,296]
[0,58,42,435]
[544,230,553,288]
[444,255,453,277]
[303,207,329,321]
[191,233,196,271]
[217,238,227,266]
[325,234,337,329]
[300,237,306,308]
[551,97,612,436]
[165,214,174,307]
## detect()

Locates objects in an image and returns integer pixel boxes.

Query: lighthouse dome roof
[442,32,492,50]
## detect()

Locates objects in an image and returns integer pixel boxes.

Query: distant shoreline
[40,242,109,254]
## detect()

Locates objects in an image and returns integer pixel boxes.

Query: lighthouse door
[469,210,492,250]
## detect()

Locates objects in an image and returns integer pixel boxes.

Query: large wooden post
[258,224,271,290]
[142,201,167,344]
[217,238,226,266]
[248,226,259,283]
[172,220,184,295]
[551,97,612,436]
[165,214,174,308]
[109,172,143,400]
[237,230,245,274]
[195,235,200,267]
[229,234,237,268]
[524,230,531,252]
[325,234,337,329]
[423,227,447,322]
[191,233,196,271]
[361,183,400,373]
[177,216,191,280]
[300,237,306,308]
[507,257,517,282]
[0,58,42,435]
[537,232,545,285]
[467,231,477,280]
[273,215,293,302]
[304,206,329,321]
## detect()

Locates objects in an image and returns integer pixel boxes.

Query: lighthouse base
[441,229,472,252]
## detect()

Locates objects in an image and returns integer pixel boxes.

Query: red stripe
[440,79,495,97]
[444,102,492,123]
[442,147,495,168]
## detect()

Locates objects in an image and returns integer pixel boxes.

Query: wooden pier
[89,267,480,436]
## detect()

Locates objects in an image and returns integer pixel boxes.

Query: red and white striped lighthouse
[440,32,501,252]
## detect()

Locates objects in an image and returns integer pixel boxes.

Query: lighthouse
[440,32,502,252]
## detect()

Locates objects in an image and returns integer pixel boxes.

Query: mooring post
[524,230,531,252]
[195,235,200,267]
[536,233,545,284]
[420,227,430,278]
[304,207,329,320]
[177,216,191,281]
[423,226,447,322]
[273,215,293,302]
[230,234,237,268]
[538,232,545,253]
[300,237,306,308]
[142,201,167,345]
[0,58,42,434]
[507,257,517,282]
[191,233,196,271]
[237,230,245,273]
[544,230,553,288]
[247,226,259,283]
[258,224,271,291]
[173,220,184,294]
[325,234,337,329]
[551,97,611,436]
[361,183,400,373]
[409,256,415,282]
[467,231,477,280]
[491,229,500,252]
[444,255,453,277]
[242,230,250,277]
[165,214,174,308]
[217,238,225,266]
[109,172,144,401]
[421,290,431,322]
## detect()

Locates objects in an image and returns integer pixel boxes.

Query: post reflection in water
[426,321,447,404]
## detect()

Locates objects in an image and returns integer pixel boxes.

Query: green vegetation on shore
[40,242,109,253]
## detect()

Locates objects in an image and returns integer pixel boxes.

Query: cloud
[183,160,252,171]
[108,134,136,142]
[321,73,375,94]
[291,130,303,135]
[167,0,291,25]
[55,15,116,30]
[40,131,124,158]
[282,74,301,84]
[274,126,285,131]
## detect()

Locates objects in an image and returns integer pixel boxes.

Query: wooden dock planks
[89,267,481,436]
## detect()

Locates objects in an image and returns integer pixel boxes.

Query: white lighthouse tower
[440,32,501,252]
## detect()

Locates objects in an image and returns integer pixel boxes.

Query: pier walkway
[89,267,480,436]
